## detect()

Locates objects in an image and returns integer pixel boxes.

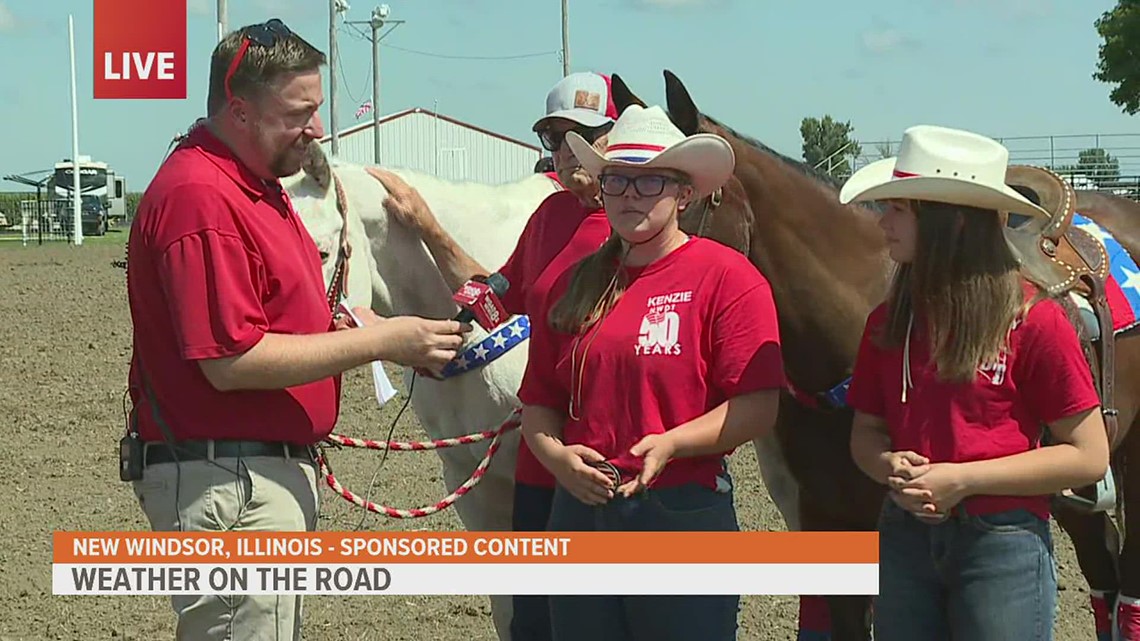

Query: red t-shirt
[497,190,611,487]
[518,237,785,490]
[126,125,340,446]
[846,295,1101,518]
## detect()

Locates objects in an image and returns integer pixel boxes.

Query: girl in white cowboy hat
[517,104,785,641]
[840,124,1110,640]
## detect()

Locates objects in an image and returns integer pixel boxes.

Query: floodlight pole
[347,6,405,165]
[69,14,83,246]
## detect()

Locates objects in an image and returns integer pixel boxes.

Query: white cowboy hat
[564,104,735,199]
[839,124,1051,220]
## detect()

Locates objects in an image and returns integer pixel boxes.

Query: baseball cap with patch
[532,72,619,132]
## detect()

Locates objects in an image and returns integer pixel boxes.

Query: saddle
[1006,165,1109,297]
[1006,165,1119,513]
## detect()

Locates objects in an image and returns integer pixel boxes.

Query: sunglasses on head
[223,18,299,102]
[538,123,612,153]
[598,173,683,198]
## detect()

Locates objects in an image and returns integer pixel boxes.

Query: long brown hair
[549,233,629,334]
[879,199,1045,382]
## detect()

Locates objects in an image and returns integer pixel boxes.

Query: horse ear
[301,140,332,192]
[610,73,647,114]
[664,70,700,135]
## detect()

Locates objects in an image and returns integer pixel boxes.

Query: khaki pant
[132,451,320,641]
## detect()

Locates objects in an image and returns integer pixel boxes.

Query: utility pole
[561,0,570,76]
[329,0,341,156]
[347,5,405,165]
[217,0,227,42]
[371,16,381,164]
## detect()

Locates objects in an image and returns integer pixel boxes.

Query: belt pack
[119,432,144,482]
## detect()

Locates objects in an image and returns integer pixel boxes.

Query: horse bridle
[685,187,725,244]
[325,172,353,314]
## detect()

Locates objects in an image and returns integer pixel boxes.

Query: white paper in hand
[369,361,399,406]
[338,302,400,407]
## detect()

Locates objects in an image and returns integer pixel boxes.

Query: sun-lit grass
[0,225,129,250]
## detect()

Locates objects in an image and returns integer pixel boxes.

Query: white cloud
[861,28,917,55]
[0,1,17,33]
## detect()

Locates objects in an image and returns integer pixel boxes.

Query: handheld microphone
[452,273,511,330]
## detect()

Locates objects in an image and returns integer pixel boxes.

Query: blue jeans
[510,482,556,641]
[546,471,740,641]
[874,499,1057,641]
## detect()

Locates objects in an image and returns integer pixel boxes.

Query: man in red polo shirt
[126,20,467,640]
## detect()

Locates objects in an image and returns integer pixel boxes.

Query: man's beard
[268,138,311,177]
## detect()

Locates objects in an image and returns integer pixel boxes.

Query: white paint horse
[283,143,560,641]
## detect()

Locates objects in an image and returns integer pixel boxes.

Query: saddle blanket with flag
[1071,212,1140,335]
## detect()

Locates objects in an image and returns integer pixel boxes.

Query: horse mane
[702,114,845,191]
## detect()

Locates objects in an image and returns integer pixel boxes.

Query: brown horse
[612,69,1140,640]
[1054,189,1140,640]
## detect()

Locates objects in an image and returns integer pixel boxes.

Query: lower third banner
[52,531,879,596]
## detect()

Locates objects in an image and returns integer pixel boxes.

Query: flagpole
[69,14,83,246]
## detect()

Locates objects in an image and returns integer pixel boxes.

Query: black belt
[144,439,313,466]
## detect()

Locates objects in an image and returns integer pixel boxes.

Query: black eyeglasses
[538,123,612,153]
[598,173,682,198]
[224,19,302,101]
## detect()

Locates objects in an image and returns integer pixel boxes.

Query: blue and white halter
[437,315,532,379]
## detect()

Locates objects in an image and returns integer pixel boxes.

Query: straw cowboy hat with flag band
[839,124,1052,221]
[565,104,735,199]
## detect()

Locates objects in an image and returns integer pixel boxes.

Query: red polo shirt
[126,125,340,446]
[846,293,1101,518]
[518,237,785,490]
[497,190,610,487]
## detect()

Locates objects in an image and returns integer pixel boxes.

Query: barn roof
[321,108,541,152]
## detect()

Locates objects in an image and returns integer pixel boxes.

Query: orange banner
[53,531,878,565]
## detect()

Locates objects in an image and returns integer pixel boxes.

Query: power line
[379,42,560,61]
[336,24,372,104]
[342,21,371,42]
[339,17,559,62]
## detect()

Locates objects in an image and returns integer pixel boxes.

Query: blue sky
[0,0,1135,192]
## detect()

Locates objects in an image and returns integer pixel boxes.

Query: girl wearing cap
[840,125,1110,640]
[518,104,784,640]
[366,72,618,641]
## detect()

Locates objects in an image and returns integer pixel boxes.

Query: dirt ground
[0,238,1100,640]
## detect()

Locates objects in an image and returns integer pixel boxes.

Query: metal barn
[319,108,543,185]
